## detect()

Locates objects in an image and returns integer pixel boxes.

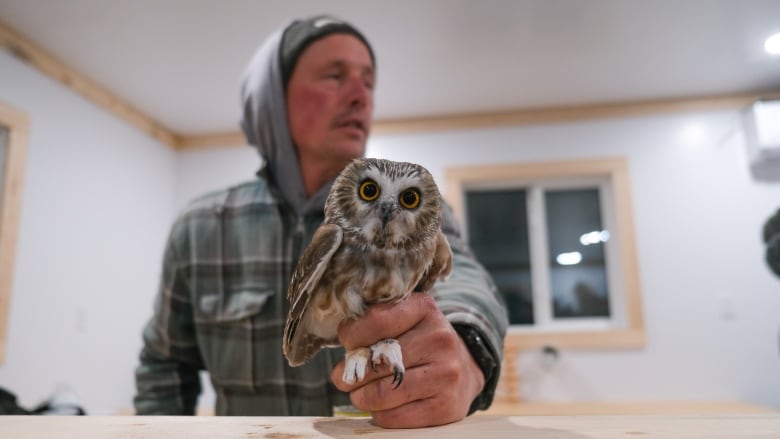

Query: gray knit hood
[239,23,328,216]
[241,16,375,216]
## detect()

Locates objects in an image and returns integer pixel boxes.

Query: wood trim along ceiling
[2,19,779,151]
[0,19,181,148]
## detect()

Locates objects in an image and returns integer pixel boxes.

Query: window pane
[466,189,533,324]
[545,188,611,319]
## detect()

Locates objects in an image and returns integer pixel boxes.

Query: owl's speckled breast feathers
[283,158,452,385]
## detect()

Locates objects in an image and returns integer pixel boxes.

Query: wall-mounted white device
[742,99,780,181]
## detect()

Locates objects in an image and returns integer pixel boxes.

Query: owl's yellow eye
[399,189,421,209]
[359,180,380,202]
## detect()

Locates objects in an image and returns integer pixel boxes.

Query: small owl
[283,158,453,387]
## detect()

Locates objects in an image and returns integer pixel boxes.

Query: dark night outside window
[465,186,611,326]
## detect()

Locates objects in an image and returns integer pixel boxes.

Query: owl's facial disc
[355,196,406,247]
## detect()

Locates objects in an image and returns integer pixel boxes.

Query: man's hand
[331,293,485,428]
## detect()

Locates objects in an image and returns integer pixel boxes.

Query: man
[134,15,507,428]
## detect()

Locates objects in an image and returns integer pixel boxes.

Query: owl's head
[326,158,443,248]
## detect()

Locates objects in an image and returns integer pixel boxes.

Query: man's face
[286,33,375,173]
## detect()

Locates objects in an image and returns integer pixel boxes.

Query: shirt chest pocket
[194,285,278,388]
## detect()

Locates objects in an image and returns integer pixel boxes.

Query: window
[445,157,644,350]
[0,100,29,363]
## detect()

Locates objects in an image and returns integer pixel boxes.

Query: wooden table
[2,414,779,438]
[482,400,778,416]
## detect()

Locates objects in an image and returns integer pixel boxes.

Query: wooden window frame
[445,157,645,350]
[0,100,29,363]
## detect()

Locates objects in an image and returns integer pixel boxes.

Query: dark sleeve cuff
[452,324,501,414]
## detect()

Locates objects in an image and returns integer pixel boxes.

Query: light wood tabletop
[481,400,778,416]
[2,413,780,438]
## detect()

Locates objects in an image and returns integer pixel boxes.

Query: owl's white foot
[343,347,371,385]
[342,340,405,388]
[370,339,404,389]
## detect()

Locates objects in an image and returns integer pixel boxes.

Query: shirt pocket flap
[197,289,274,323]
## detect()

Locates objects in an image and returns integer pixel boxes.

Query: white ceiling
[1,0,779,136]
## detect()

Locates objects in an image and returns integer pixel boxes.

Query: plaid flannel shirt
[134,175,507,416]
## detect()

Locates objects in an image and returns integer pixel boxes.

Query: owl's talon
[370,339,405,389]
[392,367,404,389]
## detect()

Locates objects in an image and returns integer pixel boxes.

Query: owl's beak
[379,201,395,225]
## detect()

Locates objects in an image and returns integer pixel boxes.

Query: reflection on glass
[580,230,610,246]
[466,189,533,324]
[556,251,582,265]
[545,188,610,319]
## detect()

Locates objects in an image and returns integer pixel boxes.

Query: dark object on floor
[0,387,30,415]
[0,386,86,415]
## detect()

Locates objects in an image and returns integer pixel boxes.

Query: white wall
[366,111,780,408]
[175,146,260,210]
[0,51,177,414]
[2,46,780,414]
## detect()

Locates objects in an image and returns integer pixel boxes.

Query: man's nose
[346,76,372,109]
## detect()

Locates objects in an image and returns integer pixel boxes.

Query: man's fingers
[347,363,439,412]
[330,296,480,429]
[333,298,452,392]
[332,359,385,392]
[337,293,436,350]
[371,394,465,429]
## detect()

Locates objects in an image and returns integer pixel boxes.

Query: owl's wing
[415,230,453,292]
[283,223,343,366]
